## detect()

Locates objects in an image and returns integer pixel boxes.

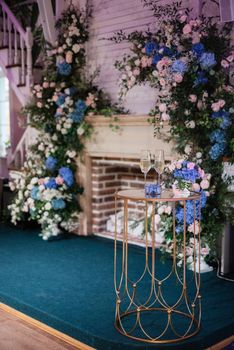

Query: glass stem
[158,173,160,186]
[144,172,147,185]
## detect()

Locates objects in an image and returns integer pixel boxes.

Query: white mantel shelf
[84,115,174,160]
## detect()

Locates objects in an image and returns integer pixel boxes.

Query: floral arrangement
[156,158,211,270]
[9,6,115,240]
[112,0,234,263]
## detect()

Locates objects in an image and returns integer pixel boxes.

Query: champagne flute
[139,150,151,185]
[153,149,165,185]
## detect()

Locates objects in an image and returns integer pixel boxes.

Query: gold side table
[114,189,202,344]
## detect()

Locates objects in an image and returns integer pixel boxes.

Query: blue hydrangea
[220,115,231,129]
[145,41,158,56]
[51,198,66,210]
[161,46,175,57]
[192,43,205,58]
[176,200,202,226]
[209,142,226,160]
[31,186,40,200]
[55,94,66,106]
[75,99,87,114]
[173,168,199,183]
[171,60,187,74]
[199,52,216,70]
[44,178,57,189]
[209,129,226,143]
[200,190,207,208]
[69,111,84,123]
[65,87,77,96]
[59,167,74,187]
[176,225,183,234]
[152,54,163,65]
[45,156,57,171]
[211,111,223,119]
[57,61,72,76]
[194,71,208,86]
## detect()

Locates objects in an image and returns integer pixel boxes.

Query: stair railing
[0,0,33,87]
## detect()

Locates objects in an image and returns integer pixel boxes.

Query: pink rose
[197,100,203,110]
[218,99,226,108]
[147,57,152,66]
[173,73,183,83]
[176,162,182,169]
[198,168,205,178]
[52,95,58,102]
[36,92,42,98]
[50,82,56,88]
[183,24,192,35]
[187,162,195,169]
[200,179,209,189]
[227,55,234,63]
[161,112,170,121]
[211,102,220,112]
[34,84,41,92]
[159,78,166,86]
[37,102,42,108]
[38,178,45,185]
[42,82,49,88]
[141,56,148,68]
[66,51,73,64]
[55,176,64,185]
[192,183,200,192]
[205,191,210,197]
[179,15,187,23]
[201,247,210,256]
[159,103,167,112]
[189,94,197,103]
[133,68,140,76]
[161,57,171,66]
[221,59,229,68]
[156,60,164,71]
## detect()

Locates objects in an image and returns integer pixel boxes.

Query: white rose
[45,202,52,210]
[165,206,172,215]
[154,214,161,225]
[184,145,192,155]
[185,120,195,128]
[158,205,166,215]
[196,152,202,159]
[31,177,38,185]
[72,44,81,53]
[61,128,68,135]
[77,126,85,136]
[38,143,45,151]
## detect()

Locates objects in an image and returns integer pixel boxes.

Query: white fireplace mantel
[78,115,177,235]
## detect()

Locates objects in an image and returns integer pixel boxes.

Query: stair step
[5,63,43,69]
[17,83,26,87]
[5,63,21,68]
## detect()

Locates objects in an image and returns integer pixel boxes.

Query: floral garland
[112,0,234,262]
[9,6,114,240]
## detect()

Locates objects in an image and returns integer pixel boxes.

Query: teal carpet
[0,223,233,350]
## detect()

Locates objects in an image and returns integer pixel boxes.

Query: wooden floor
[0,304,95,350]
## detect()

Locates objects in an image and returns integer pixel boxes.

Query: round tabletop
[115,189,200,202]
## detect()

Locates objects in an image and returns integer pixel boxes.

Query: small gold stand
[114,189,201,343]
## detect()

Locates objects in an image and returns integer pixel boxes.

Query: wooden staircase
[0,0,42,179]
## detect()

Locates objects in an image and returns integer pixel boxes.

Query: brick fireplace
[78,115,176,236]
